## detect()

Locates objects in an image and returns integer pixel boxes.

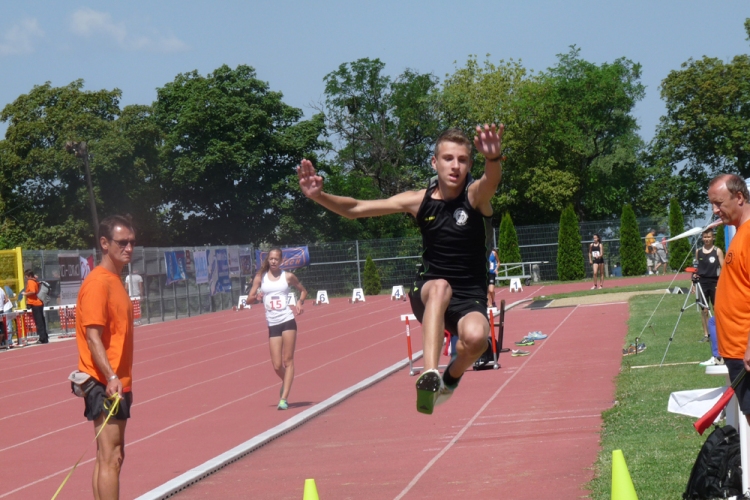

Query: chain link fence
[19,215,683,334]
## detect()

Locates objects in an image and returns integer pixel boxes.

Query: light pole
[65,141,99,243]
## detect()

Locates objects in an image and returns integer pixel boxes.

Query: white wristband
[108,374,118,381]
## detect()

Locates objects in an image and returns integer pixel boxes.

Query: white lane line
[134,351,421,500]
[393,305,579,500]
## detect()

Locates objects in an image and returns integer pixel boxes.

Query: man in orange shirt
[76,215,136,500]
[22,269,48,343]
[711,174,750,423]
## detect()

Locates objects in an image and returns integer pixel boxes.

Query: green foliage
[322,58,440,197]
[647,20,750,217]
[620,204,646,276]
[715,224,725,252]
[153,64,324,245]
[513,48,646,223]
[362,255,381,295]
[556,205,585,280]
[497,212,521,275]
[668,198,691,271]
[310,58,441,241]
[588,294,721,499]
[0,81,123,248]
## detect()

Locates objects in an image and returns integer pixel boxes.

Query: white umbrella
[664,219,722,243]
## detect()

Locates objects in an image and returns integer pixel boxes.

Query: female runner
[248,248,307,410]
[589,234,605,289]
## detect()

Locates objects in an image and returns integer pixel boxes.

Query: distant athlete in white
[298,124,504,415]
[248,248,308,410]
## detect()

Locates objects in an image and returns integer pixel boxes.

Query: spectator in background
[695,228,724,365]
[652,237,669,275]
[487,248,499,308]
[0,286,9,347]
[124,273,144,298]
[22,269,48,344]
[645,228,657,275]
[589,234,605,289]
[3,285,16,345]
[80,255,91,280]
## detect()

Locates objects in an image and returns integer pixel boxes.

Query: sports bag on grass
[683,424,742,499]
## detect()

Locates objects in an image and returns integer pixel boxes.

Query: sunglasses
[111,239,137,248]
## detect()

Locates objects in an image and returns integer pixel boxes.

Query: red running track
[175,300,630,499]
[0,275,666,499]
[0,295,417,499]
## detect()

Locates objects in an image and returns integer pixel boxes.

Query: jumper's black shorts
[724,359,750,414]
[268,318,297,338]
[488,274,496,286]
[83,381,133,421]
[593,257,604,265]
[409,280,488,337]
[698,279,717,309]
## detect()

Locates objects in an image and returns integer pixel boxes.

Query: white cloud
[69,8,188,53]
[0,18,44,56]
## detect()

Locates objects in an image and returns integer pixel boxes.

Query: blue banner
[194,251,209,284]
[164,251,187,286]
[254,246,310,273]
[208,248,231,296]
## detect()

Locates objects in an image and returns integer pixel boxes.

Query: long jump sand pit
[545,288,671,308]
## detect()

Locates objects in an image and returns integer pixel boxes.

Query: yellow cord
[51,393,122,500]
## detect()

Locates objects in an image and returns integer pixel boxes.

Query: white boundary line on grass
[134,352,422,500]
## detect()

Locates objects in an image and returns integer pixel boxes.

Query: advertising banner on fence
[239,252,253,276]
[58,253,82,305]
[254,246,310,272]
[194,251,208,284]
[228,247,240,277]
[208,249,231,296]
[184,250,194,273]
[164,251,187,286]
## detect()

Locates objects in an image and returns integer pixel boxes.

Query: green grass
[535,280,692,301]
[587,294,722,499]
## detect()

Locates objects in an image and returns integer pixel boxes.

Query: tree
[312,58,441,241]
[647,19,750,217]
[439,49,647,225]
[92,104,170,245]
[0,80,123,249]
[362,255,381,295]
[153,64,325,245]
[497,212,521,275]
[512,47,646,223]
[437,56,528,227]
[715,224,725,253]
[620,204,646,276]
[668,198,691,271]
[321,58,440,198]
[557,205,585,280]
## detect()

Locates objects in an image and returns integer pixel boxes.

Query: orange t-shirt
[76,266,134,391]
[25,279,43,307]
[715,220,750,359]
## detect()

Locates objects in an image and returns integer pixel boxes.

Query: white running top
[260,272,294,326]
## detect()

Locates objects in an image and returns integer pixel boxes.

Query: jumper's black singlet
[414,175,493,298]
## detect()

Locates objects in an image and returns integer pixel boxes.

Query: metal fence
[19,215,681,334]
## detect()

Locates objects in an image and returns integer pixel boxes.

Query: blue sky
[0,1,748,143]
